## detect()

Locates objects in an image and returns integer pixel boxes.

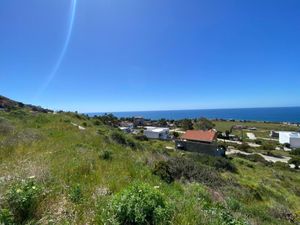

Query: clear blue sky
[1,0,300,112]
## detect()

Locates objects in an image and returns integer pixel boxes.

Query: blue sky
[0,0,300,112]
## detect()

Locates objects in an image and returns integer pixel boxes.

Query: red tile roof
[181,130,217,143]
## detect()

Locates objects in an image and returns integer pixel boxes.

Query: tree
[194,117,215,130]
[180,119,193,130]
[291,148,300,156]
[172,131,180,139]
[158,118,168,127]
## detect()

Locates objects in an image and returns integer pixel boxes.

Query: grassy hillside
[0,107,300,224]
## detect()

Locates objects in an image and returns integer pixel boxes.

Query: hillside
[0,98,300,225]
[0,95,52,113]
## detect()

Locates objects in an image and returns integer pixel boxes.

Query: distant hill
[0,95,53,113]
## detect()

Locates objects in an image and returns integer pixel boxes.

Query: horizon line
[85,105,300,114]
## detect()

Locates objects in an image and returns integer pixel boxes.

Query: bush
[261,143,276,150]
[6,179,41,224]
[110,131,137,149]
[0,209,14,225]
[99,150,113,160]
[106,183,173,225]
[153,161,174,184]
[110,131,127,145]
[191,154,237,173]
[134,135,149,141]
[69,184,83,203]
[255,139,263,145]
[153,157,224,187]
[291,148,300,156]
[238,143,250,152]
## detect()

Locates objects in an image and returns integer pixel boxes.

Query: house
[119,122,134,129]
[144,127,169,140]
[119,127,132,133]
[278,131,300,148]
[133,116,145,127]
[176,130,226,157]
[270,131,280,138]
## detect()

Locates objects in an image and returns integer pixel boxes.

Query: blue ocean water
[88,107,300,123]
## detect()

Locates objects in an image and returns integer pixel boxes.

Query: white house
[279,131,300,148]
[144,127,170,140]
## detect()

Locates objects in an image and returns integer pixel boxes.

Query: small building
[144,127,169,140]
[270,131,280,138]
[176,130,225,157]
[119,122,134,129]
[133,116,145,127]
[119,127,132,133]
[278,131,300,148]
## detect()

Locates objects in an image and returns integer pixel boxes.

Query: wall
[290,137,300,148]
[175,140,225,157]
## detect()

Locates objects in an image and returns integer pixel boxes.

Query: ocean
[88,107,300,123]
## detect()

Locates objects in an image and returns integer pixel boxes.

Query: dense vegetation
[0,106,300,224]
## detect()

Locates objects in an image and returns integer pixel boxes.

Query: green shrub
[153,157,224,187]
[261,143,276,150]
[291,148,300,156]
[219,211,249,225]
[6,179,41,224]
[153,161,174,184]
[134,135,149,141]
[110,131,127,145]
[93,120,101,126]
[238,143,250,152]
[274,161,289,170]
[0,208,14,225]
[110,131,137,149]
[191,154,237,173]
[99,150,113,160]
[69,184,83,203]
[106,183,173,225]
[255,139,263,145]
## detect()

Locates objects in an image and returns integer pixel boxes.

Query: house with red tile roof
[176,130,225,157]
[181,130,217,143]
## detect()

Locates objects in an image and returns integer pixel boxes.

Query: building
[176,130,226,157]
[133,116,145,127]
[278,131,300,148]
[270,131,280,138]
[144,127,169,140]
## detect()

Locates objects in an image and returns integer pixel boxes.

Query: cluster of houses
[270,131,300,148]
[118,117,225,157]
[118,117,300,158]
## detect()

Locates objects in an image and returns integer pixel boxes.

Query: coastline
[88,106,300,124]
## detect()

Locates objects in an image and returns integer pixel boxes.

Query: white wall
[290,137,300,148]
[279,132,291,144]
[144,129,169,140]
[279,132,300,148]
[144,130,160,139]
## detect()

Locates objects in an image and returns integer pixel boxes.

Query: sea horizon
[87,106,300,123]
